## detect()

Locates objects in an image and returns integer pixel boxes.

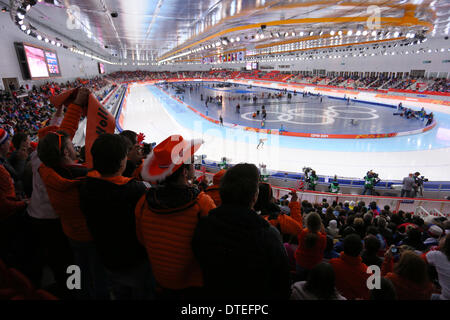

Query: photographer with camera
[303,167,318,191]
[413,172,427,198]
[362,170,380,195]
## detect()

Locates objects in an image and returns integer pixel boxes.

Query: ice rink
[122,84,450,181]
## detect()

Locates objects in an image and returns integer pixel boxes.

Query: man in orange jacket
[329,234,370,300]
[205,169,226,206]
[135,135,216,299]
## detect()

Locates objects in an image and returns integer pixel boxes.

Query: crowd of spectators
[0,85,448,301]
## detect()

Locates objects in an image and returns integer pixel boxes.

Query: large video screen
[98,62,105,74]
[45,51,60,76]
[22,43,61,79]
[252,62,259,70]
[246,62,252,71]
[24,44,49,78]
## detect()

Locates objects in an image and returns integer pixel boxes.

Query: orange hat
[213,169,226,186]
[141,135,203,184]
[38,125,60,140]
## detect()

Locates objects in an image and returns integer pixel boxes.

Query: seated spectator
[205,169,225,206]
[361,235,383,267]
[326,220,339,239]
[295,212,327,280]
[323,236,340,262]
[399,227,426,252]
[330,234,370,300]
[79,133,153,299]
[424,225,444,249]
[290,262,346,300]
[136,135,216,299]
[369,277,397,300]
[382,246,433,300]
[192,163,290,300]
[423,233,450,300]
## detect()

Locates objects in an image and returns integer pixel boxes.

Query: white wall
[0,12,103,87]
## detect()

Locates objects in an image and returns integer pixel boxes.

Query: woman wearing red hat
[135,135,216,299]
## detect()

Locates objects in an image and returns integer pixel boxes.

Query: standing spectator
[0,128,27,265]
[79,133,153,299]
[295,212,327,280]
[330,234,370,300]
[290,262,346,300]
[135,135,216,299]
[119,130,144,178]
[382,247,433,300]
[192,163,290,299]
[423,233,450,300]
[205,169,225,206]
[401,173,416,198]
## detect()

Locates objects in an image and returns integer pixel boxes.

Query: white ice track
[123,85,450,181]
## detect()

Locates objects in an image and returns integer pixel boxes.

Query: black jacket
[79,176,148,272]
[192,204,291,300]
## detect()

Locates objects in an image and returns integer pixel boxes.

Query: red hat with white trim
[0,128,9,145]
[141,135,203,184]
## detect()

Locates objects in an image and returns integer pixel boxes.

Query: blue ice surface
[146,84,450,152]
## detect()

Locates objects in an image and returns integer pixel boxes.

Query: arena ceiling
[4,0,450,64]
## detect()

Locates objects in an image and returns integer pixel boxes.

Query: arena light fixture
[347,30,352,36]
[330,30,335,35]
[393,31,399,37]
[230,38,235,43]
[309,31,313,36]
[37,34,42,40]
[26,29,31,35]
[362,30,368,36]
[51,40,55,45]
[338,30,342,35]
[44,38,49,42]
[20,24,27,31]
[18,20,24,25]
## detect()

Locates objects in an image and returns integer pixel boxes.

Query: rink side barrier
[195,170,450,216]
[153,82,437,139]
[114,84,450,200]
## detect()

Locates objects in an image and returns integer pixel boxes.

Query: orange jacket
[205,186,221,206]
[329,252,369,300]
[381,256,433,300]
[0,164,26,221]
[135,190,216,290]
[39,164,92,242]
[264,201,303,237]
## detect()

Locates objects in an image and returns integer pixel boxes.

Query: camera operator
[303,167,318,191]
[362,170,380,195]
[401,173,416,198]
[413,172,427,197]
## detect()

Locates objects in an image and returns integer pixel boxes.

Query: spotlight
[394,31,399,37]
[26,29,31,35]
[44,38,49,42]
[236,37,240,42]
[309,31,313,36]
[19,20,24,25]
[299,31,304,36]
[37,34,42,40]
[17,11,25,20]
[20,24,27,31]
[356,30,361,36]
[362,30,368,36]
[347,30,352,36]
[330,30,335,35]
[51,40,55,45]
